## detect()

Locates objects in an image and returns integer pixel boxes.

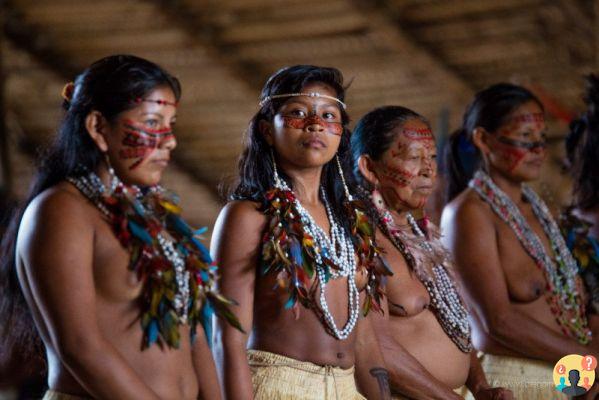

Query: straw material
[248,349,366,400]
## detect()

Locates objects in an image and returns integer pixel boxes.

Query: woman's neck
[283,166,323,205]
[389,208,409,226]
[487,168,524,205]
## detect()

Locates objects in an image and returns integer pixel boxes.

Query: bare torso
[456,189,562,356]
[376,230,470,389]
[17,182,199,399]
[250,267,368,368]
[228,200,368,369]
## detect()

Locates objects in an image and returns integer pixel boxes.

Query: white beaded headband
[259,92,347,110]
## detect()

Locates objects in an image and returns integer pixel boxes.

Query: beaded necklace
[67,167,242,349]
[373,196,472,352]
[261,177,391,340]
[469,170,591,344]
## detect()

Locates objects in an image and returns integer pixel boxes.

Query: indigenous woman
[561,74,599,317]
[212,65,392,399]
[441,83,599,399]
[351,105,512,400]
[0,55,239,400]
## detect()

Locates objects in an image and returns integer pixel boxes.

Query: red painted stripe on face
[283,116,343,136]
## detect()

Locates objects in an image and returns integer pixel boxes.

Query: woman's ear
[85,111,109,152]
[357,155,380,188]
[472,127,491,156]
[259,119,274,146]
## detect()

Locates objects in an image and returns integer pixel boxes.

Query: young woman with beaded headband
[212,65,392,399]
[351,105,513,400]
[441,83,599,399]
[0,54,241,400]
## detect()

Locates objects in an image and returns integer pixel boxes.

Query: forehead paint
[401,127,434,141]
[119,119,174,170]
[510,112,544,125]
[282,115,343,136]
[391,127,435,158]
[135,97,178,107]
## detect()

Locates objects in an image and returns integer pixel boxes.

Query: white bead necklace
[275,177,360,340]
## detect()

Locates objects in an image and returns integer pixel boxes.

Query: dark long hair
[230,65,356,233]
[0,54,181,361]
[445,83,543,202]
[567,74,599,210]
[350,105,429,190]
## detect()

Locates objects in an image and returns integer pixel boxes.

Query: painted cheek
[118,120,174,170]
[494,142,528,172]
[282,116,343,136]
[379,163,415,188]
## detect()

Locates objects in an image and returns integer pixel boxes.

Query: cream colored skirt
[480,353,568,400]
[391,385,470,399]
[42,390,91,400]
[248,349,366,400]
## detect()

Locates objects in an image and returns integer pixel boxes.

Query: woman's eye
[323,112,337,120]
[290,109,306,117]
[145,119,159,128]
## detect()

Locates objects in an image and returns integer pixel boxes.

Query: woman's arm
[368,296,462,400]
[17,189,160,399]
[441,199,593,362]
[354,310,391,400]
[466,352,513,400]
[192,325,221,400]
[211,201,264,400]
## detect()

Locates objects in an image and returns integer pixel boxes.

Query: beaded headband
[259,92,346,110]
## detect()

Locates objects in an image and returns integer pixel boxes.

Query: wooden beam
[349,0,473,100]
[2,1,79,79]
[150,0,269,90]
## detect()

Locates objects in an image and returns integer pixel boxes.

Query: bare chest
[494,208,554,303]
[92,220,144,302]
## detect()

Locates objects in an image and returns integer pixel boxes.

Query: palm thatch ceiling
[1,0,597,225]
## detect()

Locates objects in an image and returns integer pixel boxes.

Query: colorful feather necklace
[67,166,242,349]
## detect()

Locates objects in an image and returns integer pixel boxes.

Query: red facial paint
[510,112,544,128]
[494,141,528,172]
[391,128,434,158]
[283,115,343,136]
[379,163,415,188]
[119,119,174,170]
[135,97,178,107]
[401,127,434,141]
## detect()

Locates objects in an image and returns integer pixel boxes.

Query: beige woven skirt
[42,390,91,400]
[480,353,568,400]
[248,349,366,400]
[391,385,471,399]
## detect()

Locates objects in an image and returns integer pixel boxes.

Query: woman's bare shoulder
[442,188,492,229]
[18,181,98,258]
